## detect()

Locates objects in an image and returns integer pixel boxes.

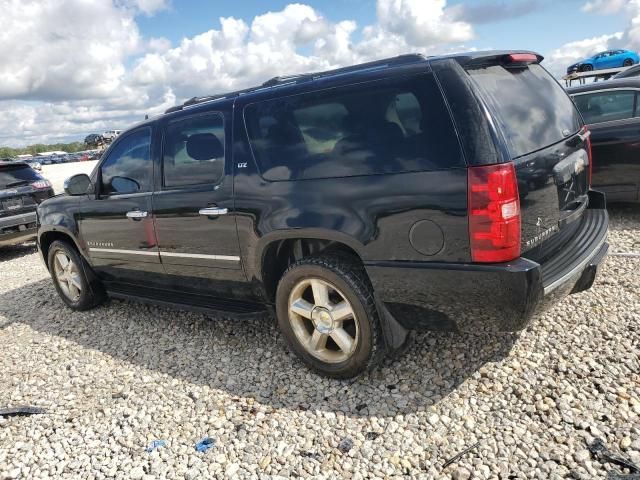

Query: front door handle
[199,207,228,216]
[126,210,148,220]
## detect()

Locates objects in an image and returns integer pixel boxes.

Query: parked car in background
[25,159,42,171]
[569,79,640,203]
[38,51,608,378]
[613,64,640,79]
[87,150,102,160]
[103,130,122,143]
[1,161,54,247]
[84,134,105,149]
[567,49,639,74]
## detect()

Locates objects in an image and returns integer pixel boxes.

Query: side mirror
[64,174,92,196]
[110,176,140,194]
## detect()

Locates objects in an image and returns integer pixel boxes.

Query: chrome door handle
[199,207,228,216]
[126,210,148,219]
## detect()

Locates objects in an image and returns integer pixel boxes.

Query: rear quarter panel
[230,122,470,287]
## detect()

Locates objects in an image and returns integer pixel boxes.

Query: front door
[152,110,247,298]
[78,126,162,284]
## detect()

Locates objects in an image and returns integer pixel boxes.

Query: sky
[0,0,635,147]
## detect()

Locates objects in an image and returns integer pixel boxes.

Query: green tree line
[0,141,86,158]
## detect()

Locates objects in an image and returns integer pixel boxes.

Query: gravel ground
[0,206,638,479]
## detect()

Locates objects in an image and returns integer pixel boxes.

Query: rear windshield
[0,165,41,189]
[468,64,582,158]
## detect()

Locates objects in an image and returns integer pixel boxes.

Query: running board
[106,283,268,318]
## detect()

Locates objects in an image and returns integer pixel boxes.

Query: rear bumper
[0,211,37,247]
[366,201,609,333]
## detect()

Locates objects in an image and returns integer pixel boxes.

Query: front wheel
[48,240,105,311]
[581,64,594,72]
[275,255,384,378]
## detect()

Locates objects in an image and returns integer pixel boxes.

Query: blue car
[567,49,640,74]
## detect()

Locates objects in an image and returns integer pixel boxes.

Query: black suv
[1,161,54,247]
[37,51,609,378]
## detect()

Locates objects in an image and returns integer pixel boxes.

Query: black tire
[581,64,594,72]
[47,240,105,311]
[623,59,634,67]
[275,255,385,378]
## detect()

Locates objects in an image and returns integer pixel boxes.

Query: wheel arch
[39,227,84,269]
[256,230,366,303]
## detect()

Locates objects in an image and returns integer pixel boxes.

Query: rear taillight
[31,180,51,189]
[468,163,521,263]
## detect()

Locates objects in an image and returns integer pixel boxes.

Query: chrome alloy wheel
[288,278,359,363]
[53,251,83,302]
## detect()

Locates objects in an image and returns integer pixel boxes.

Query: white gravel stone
[0,207,639,478]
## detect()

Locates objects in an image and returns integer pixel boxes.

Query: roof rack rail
[163,53,427,114]
[262,73,315,88]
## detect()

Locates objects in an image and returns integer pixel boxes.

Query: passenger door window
[573,91,637,124]
[100,128,152,195]
[243,74,464,181]
[163,114,225,188]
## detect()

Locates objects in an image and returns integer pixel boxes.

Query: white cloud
[132,1,475,100]
[582,0,627,14]
[0,0,140,101]
[0,0,477,146]
[118,0,170,15]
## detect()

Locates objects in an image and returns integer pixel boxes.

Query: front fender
[37,196,87,261]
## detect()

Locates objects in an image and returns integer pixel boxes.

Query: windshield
[468,64,582,158]
[0,165,41,188]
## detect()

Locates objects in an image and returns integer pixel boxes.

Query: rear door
[466,58,588,260]
[78,127,163,284]
[152,109,246,299]
[572,89,640,201]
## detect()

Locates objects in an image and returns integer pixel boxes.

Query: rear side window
[572,91,637,124]
[468,64,582,158]
[0,165,41,189]
[163,114,225,188]
[244,74,464,181]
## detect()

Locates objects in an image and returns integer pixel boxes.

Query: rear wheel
[48,240,105,311]
[275,255,384,378]
[623,58,634,67]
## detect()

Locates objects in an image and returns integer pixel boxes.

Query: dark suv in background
[38,51,608,378]
[1,161,54,247]
[568,78,640,203]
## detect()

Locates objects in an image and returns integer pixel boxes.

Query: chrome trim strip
[89,248,159,256]
[160,252,240,261]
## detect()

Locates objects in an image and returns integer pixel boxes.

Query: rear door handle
[126,210,148,219]
[199,207,228,216]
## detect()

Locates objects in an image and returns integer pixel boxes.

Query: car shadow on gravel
[1,278,518,418]
[0,242,37,263]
